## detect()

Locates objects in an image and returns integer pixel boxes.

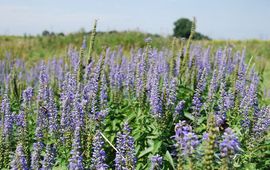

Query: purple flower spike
[42,144,56,169]
[173,121,199,157]
[149,65,163,118]
[91,131,108,170]
[11,143,28,170]
[1,93,14,138]
[174,100,185,117]
[69,126,84,170]
[115,122,136,170]
[219,128,240,158]
[31,141,44,170]
[22,87,34,103]
[150,154,163,170]
[253,107,270,138]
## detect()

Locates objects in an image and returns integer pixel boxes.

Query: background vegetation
[1,31,270,95]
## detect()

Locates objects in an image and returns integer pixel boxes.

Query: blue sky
[0,0,270,39]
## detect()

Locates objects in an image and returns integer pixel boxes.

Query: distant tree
[108,30,118,34]
[173,18,210,40]
[173,18,192,38]
[194,32,210,40]
[50,32,55,36]
[58,32,65,36]
[42,30,50,36]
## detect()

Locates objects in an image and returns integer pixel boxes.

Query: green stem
[87,19,97,64]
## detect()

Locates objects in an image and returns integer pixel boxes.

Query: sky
[0,0,270,40]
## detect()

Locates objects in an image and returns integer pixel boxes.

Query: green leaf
[242,163,256,169]
[126,112,136,121]
[184,112,194,121]
[138,146,153,158]
[164,150,176,170]
[152,141,162,153]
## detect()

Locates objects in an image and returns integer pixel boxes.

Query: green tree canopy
[42,30,50,36]
[173,18,210,40]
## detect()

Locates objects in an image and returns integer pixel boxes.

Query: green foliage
[173,18,210,40]
[42,30,50,36]
[173,18,193,38]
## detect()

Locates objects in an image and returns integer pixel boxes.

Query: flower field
[0,22,270,170]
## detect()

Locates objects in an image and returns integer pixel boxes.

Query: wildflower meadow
[0,20,269,170]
